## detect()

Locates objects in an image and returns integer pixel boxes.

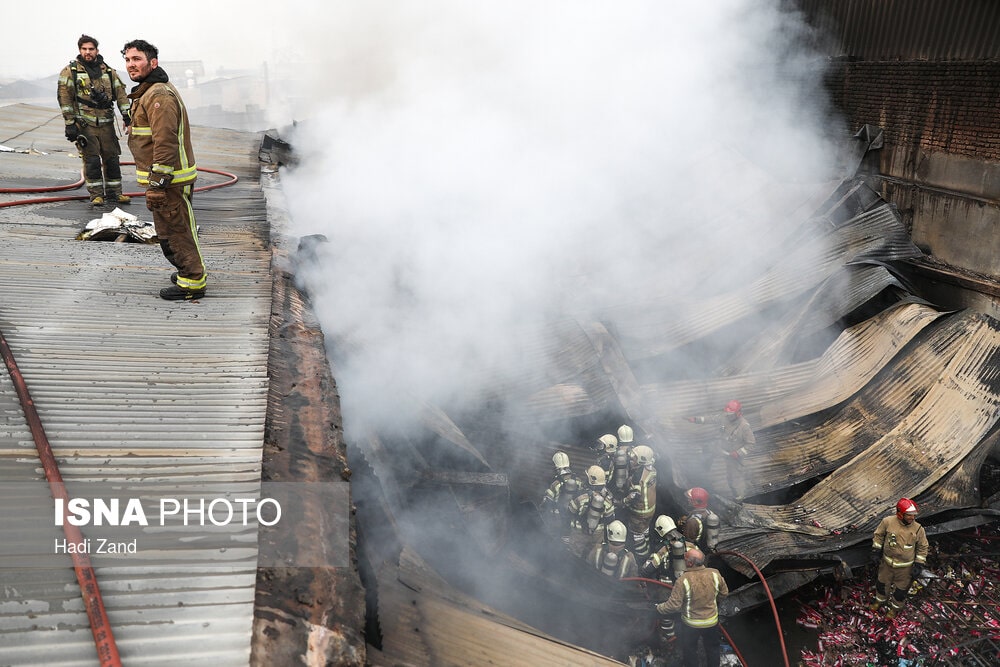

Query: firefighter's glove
[728,450,741,460]
[148,166,174,190]
[145,188,168,211]
[870,549,881,565]
[122,113,131,126]
[65,124,79,142]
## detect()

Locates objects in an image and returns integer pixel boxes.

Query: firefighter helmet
[586,465,607,486]
[597,433,618,453]
[685,487,710,510]
[633,445,655,466]
[552,451,570,470]
[654,515,677,538]
[606,520,627,544]
[725,399,742,414]
[896,498,918,521]
[617,424,634,443]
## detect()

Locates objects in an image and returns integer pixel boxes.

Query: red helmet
[685,487,710,510]
[725,400,742,414]
[896,498,918,520]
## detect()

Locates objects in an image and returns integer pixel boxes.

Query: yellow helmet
[597,434,618,453]
[632,445,655,466]
[586,465,607,486]
[617,424,634,443]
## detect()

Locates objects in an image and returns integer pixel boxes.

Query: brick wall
[825,61,1000,162]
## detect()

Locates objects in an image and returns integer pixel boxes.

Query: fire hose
[0,330,122,667]
[621,576,751,667]
[0,161,238,208]
[0,161,239,666]
[717,549,791,667]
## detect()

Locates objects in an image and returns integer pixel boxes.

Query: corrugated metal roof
[377,547,625,667]
[794,0,1000,61]
[0,103,271,665]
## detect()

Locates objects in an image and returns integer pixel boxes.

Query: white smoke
[281,1,844,438]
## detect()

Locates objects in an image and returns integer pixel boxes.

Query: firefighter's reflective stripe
[882,554,916,568]
[682,573,721,628]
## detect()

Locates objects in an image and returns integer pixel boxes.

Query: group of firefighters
[538,405,931,667]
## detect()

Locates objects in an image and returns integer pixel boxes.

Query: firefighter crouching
[654,548,729,667]
[870,497,929,620]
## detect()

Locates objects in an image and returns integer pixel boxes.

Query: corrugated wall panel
[794,0,1000,60]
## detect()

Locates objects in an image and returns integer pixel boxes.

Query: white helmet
[617,424,634,443]
[606,520,627,544]
[597,434,618,453]
[633,445,655,466]
[552,451,570,470]
[654,515,677,538]
[586,465,607,486]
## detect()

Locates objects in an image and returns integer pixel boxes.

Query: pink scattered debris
[795,523,1000,666]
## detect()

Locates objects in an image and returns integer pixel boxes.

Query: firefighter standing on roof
[57,34,131,207]
[870,498,929,620]
[122,39,207,301]
[688,400,756,501]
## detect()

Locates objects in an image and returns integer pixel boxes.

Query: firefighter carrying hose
[870,498,929,620]
[57,34,132,207]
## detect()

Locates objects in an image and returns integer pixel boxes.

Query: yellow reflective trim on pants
[883,555,914,568]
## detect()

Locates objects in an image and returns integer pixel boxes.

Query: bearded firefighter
[57,34,131,206]
[870,498,929,620]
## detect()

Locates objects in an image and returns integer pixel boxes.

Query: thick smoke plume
[282,1,844,439]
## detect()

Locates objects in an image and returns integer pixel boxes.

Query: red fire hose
[621,575,751,667]
[0,330,122,667]
[0,161,238,208]
[717,549,791,667]
[0,161,239,665]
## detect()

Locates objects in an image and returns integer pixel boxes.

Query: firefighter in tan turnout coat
[122,39,207,301]
[655,548,729,667]
[870,497,929,619]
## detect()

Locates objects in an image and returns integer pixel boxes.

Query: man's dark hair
[121,39,159,61]
[78,34,98,49]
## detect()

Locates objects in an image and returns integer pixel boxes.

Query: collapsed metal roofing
[352,125,1000,661]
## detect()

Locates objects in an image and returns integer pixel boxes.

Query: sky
[0,1,301,80]
[277,1,848,440]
